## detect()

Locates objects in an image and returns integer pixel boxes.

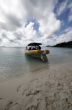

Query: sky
[0,0,72,47]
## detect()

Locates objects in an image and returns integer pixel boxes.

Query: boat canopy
[28,42,42,46]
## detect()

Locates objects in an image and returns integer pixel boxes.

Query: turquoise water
[0,47,72,82]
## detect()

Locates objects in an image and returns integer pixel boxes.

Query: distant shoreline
[47,41,72,48]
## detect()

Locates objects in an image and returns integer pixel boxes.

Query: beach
[0,47,72,110]
[0,0,72,109]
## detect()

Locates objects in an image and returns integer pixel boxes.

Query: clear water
[0,47,72,82]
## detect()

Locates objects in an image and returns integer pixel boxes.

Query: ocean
[0,47,72,82]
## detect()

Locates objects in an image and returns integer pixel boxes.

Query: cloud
[39,12,61,39]
[56,0,68,15]
[55,27,72,44]
[0,0,24,20]
[0,0,71,47]
[44,26,72,46]
[68,7,72,22]
[0,22,38,47]
[21,0,55,17]
[0,0,26,31]
[56,0,72,19]
[68,1,72,22]
[69,14,72,22]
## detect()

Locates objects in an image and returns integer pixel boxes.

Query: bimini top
[28,42,42,46]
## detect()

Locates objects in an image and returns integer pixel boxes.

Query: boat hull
[25,50,49,61]
[25,50,49,55]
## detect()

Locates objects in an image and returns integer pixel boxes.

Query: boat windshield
[26,46,41,50]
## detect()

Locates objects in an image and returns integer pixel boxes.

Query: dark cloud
[9,39,15,43]
[14,33,22,40]
[8,39,20,45]
[0,14,22,31]
[0,22,17,31]
[2,33,7,39]
[7,14,21,27]
[29,0,38,6]
[2,32,20,44]
[0,38,2,43]
[2,33,16,43]
[29,0,54,8]
[22,0,56,9]
[21,0,57,18]
[0,22,8,30]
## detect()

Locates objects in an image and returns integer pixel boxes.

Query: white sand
[0,63,72,110]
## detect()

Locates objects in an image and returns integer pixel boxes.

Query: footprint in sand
[17,79,43,97]
[0,98,21,110]
[0,98,3,100]
[6,102,21,110]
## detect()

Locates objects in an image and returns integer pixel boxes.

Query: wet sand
[0,62,72,110]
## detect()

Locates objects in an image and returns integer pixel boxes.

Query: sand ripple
[0,69,72,110]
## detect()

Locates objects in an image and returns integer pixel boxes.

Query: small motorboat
[25,42,49,61]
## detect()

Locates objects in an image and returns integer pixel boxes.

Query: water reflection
[25,55,49,73]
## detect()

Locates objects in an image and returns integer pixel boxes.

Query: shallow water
[0,47,72,82]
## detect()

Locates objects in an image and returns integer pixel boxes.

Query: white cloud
[44,27,72,46]
[68,1,72,9]
[57,0,72,22]
[69,14,72,21]
[0,22,39,47]
[0,0,71,47]
[56,27,72,44]
[57,0,68,15]
[39,12,61,39]
[24,22,37,40]
[68,8,72,22]
[0,0,62,47]
[68,0,72,22]
[0,0,25,21]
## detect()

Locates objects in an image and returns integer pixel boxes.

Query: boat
[25,42,49,61]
